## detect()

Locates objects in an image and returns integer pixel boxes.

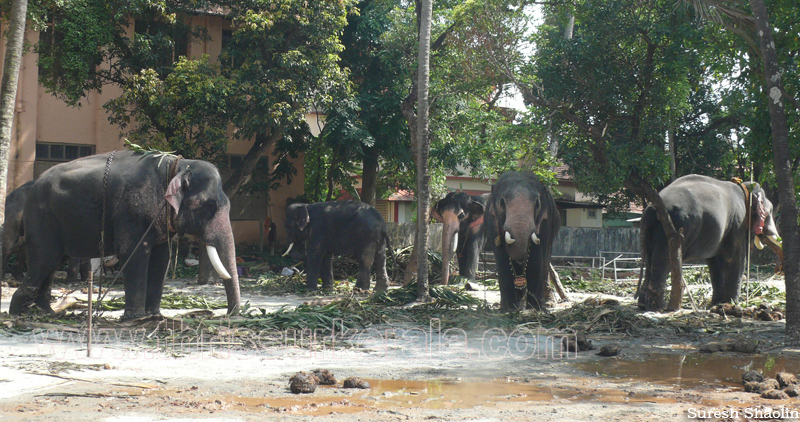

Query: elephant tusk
[754,236,765,250]
[531,232,541,245]
[282,243,294,257]
[206,245,232,280]
[505,231,515,245]
[453,232,458,252]
[768,234,781,246]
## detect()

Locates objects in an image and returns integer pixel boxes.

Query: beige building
[0,16,310,246]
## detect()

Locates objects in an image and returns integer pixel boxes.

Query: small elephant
[9,150,240,319]
[284,201,390,292]
[638,174,783,310]
[3,181,90,282]
[432,192,488,284]
[485,171,560,310]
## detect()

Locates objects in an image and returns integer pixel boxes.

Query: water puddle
[575,352,800,389]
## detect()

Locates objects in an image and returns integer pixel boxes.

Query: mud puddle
[57,377,711,417]
[575,352,800,389]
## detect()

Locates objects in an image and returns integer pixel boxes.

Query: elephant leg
[10,249,25,281]
[496,249,524,311]
[119,248,151,320]
[639,238,668,310]
[373,247,389,292]
[355,247,377,291]
[9,243,63,315]
[707,256,725,304]
[66,258,82,283]
[145,242,171,316]
[458,233,484,281]
[305,253,322,291]
[719,251,745,304]
[525,248,546,310]
[320,252,334,291]
[80,260,91,282]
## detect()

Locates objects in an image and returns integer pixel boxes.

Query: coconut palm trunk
[0,0,29,309]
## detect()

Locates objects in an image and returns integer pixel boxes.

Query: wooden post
[87,268,93,358]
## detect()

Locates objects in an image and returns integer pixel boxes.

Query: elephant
[432,192,488,284]
[637,174,783,310]
[9,150,240,320]
[283,200,390,292]
[3,181,32,281]
[485,171,560,310]
[3,181,90,282]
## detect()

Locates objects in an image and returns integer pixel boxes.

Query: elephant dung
[784,385,800,398]
[761,389,789,400]
[342,377,371,389]
[597,344,622,357]
[562,332,594,352]
[743,381,761,393]
[289,372,319,394]
[754,379,780,394]
[776,372,799,388]
[312,369,337,386]
[742,370,765,384]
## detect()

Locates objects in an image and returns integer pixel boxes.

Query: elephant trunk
[204,210,241,315]
[440,213,459,285]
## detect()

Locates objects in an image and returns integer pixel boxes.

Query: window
[36,143,94,162]
[587,209,597,219]
[134,20,188,67]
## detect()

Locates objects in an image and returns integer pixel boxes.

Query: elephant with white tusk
[638,174,783,311]
[431,192,489,285]
[284,201,391,292]
[9,150,240,320]
[485,171,560,311]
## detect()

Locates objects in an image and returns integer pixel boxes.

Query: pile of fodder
[90,293,227,312]
[369,282,483,308]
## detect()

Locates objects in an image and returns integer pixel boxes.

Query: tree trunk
[222,129,281,197]
[0,0,29,310]
[749,0,800,344]
[361,146,378,207]
[414,0,433,303]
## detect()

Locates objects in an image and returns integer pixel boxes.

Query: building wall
[2,20,305,247]
[565,208,603,228]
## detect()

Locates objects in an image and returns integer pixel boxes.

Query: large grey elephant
[638,174,783,310]
[283,201,390,292]
[432,192,488,284]
[485,171,560,310]
[3,181,90,282]
[9,150,240,319]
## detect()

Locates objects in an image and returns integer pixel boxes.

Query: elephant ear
[166,169,190,214]
[296,206,310,231]
[751,189,768,235]
[431,205,444,223]
[467,199,485,217]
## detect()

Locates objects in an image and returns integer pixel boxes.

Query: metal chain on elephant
[95,151,115,315]
[94,153,181,317]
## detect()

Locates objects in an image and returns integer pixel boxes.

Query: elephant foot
[374,279,389,293]
[121,309,149,321]
[9,286,38,315]
[637,288,665,311]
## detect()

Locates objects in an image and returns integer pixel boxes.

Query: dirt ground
[1,273,799,422]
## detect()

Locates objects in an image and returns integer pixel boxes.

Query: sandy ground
[1,275,799,421]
